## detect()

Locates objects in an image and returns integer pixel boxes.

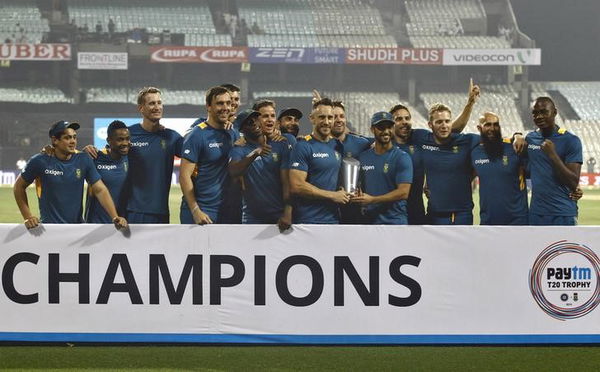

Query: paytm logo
[547,266,592,281]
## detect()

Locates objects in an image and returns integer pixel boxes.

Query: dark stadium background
[1,0,599,171]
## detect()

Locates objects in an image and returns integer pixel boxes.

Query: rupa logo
[529,241,600,320]
[200,48,246,62]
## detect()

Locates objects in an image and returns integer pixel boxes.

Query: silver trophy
[341,157,360,194]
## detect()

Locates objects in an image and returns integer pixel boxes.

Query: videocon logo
[517,50,531,64]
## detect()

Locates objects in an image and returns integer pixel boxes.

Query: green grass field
[1,345,600,371]
[3,185,600,225]
[1,186,599,371]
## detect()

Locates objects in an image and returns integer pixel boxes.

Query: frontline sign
[1,225,600,344]
[78,52,128,70]
[443,48,541,65]
[0,43,71,60]
[150,47,248,63]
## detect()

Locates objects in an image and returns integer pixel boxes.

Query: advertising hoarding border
[2,332,600,344]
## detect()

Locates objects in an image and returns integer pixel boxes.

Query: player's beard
[482,132,503,160]
[282,125,299,137]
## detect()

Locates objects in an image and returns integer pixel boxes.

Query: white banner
[443,48,541,65]
[1,224,599,344]
[77,52,128,70]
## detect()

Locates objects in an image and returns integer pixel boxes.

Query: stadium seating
[239,0,395,48]
[409,35,511,49]
[0,0,49,44]
[247,34,397,48]
[404,0,511,49]
[548,82,600,121]
[0,87,72,104]
[563,120,600,165]
[184,34,232,47]
[85,87,203,105]
[67,0,231,46]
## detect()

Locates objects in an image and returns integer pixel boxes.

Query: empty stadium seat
[0,87,72,104]
[0,0,49,44]
[67,0,228,45]
[239,0,395,48]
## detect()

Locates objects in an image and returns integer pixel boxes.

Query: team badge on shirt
[161,139,167,150]
[408,145,414,154]
[272,153,279,162]
[346,152,353,158]
[383,163,389,173]
[502,155,509,166]
[335,152,341,160]
[124,162,128,172]
[452,146,459,153]
[75,168,81,179]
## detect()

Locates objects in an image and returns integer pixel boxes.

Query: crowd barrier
[1,224,599,344]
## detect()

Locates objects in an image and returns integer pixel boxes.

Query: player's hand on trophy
[331,187,352,204]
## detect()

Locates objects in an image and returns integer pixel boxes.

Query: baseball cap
[370,112,394,127]
[48,120,80,138]
[233,109,260,129]
[277,108,303,121]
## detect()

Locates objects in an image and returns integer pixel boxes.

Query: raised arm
[229,142,272,178]
[542,140,582,190]
[451,78,480,133]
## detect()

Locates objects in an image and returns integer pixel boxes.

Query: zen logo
[256,48,304,59]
